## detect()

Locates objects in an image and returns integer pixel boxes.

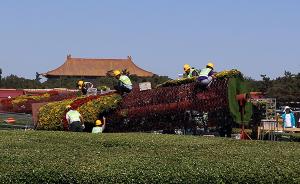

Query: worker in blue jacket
[281,106,296,128]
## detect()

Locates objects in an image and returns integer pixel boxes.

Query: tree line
[245,71,300,107]
[0,68,170,90]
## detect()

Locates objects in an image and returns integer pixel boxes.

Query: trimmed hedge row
[0,131,299,183]
[276,133,300,142]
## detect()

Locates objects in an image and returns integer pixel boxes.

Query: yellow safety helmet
[207,62,214,69]
[183,64,191,72]
[78,80,84,86]
[113,70,121,76]
[66,105,72,109]
[95,120,102,126]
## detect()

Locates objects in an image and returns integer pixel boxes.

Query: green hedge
[0,131,299,183]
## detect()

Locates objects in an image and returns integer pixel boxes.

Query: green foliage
[0,74,170,90]
[129,74,170,88]
[97,85,110,91]
[1,74,43,89]
[0,131,299,183]
[245,72,300,105]
[276,133,300,142]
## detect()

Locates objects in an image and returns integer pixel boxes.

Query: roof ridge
[69,57,129,60]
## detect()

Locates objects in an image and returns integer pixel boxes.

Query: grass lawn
[0,131,299,183]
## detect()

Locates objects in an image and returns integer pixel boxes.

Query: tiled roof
[42,55,154,77]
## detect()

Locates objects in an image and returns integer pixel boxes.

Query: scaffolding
[254,98,277,140]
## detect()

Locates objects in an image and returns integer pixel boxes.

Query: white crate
[139,82,152,91]
[87,88,97,96]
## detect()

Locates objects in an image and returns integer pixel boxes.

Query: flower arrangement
[78,94,121,125]
[1,91,77,114]
[156,77,197,88]
[12,93,50,105]
[215,69,242,79]
[0,99,13,112]
[157,69,242,88]
[37,93,121,131]
[37,99,74,130]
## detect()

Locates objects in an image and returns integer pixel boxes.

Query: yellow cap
[207,62,214,68]
[113,70,121,76]
[183,64,191,72]
[66,105,71,109]
[95,120,102,126]
[78,80,84,86]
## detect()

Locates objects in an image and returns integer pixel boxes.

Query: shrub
[0,131,299,183]
[276,133,300,142]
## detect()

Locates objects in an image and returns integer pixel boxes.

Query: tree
[259,74,272,93]
[35,72,42,82]
[0,68,2,87]
[284,70,292,78]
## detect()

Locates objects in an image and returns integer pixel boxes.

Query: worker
[197,62,215,87]
[281,106,296,128]
[92,118,106,133]
[183,64,200,78]
[77,80,93,95]
[113,70,132,94]
[65,105,85,132]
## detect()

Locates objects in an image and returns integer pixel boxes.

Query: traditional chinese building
[42,55,154,78]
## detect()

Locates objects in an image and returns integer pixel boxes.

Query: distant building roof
[42,55,154,77]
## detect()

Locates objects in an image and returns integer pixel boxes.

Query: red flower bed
[0,91,78,114]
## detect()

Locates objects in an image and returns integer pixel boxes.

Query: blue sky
[0,0,299,80]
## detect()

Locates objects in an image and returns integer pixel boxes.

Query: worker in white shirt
[66,105,84,132]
